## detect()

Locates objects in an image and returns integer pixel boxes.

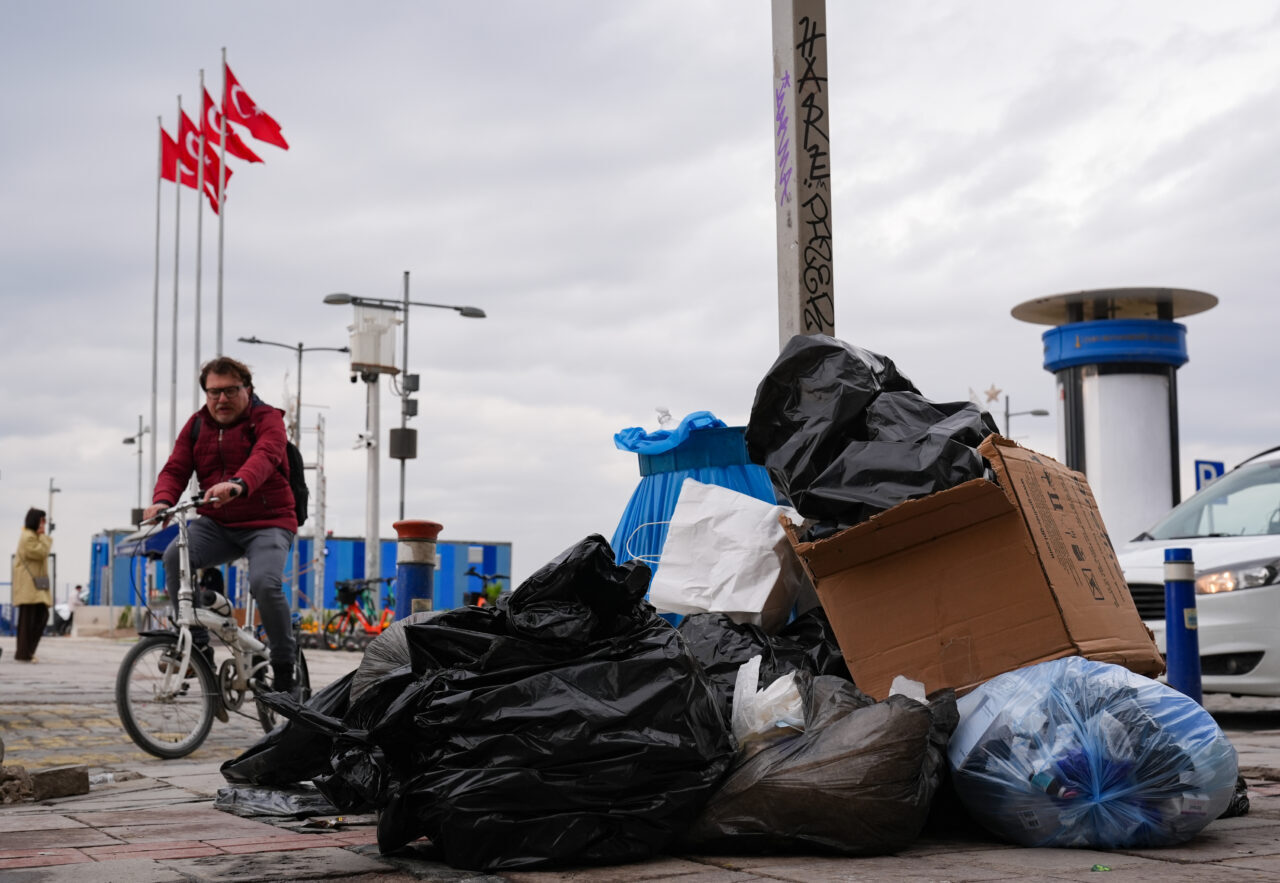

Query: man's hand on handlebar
[142,503,169,525]
[202,481,242,508]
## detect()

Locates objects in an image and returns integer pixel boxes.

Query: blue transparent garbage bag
[948,657,1238,848]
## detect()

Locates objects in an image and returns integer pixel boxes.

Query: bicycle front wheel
[115,635,217,759]
[322,611,355,651]
[255,649,312,732]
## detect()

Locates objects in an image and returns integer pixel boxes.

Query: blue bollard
[393,520,443,620]
[1164,547,1202,704]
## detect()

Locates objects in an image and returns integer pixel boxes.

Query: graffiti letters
[801,192,834,332]
[795,16,829,186]
[774,71,794,206]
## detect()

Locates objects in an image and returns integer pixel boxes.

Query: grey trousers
[162,518,297,666]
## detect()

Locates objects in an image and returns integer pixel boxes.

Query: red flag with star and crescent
[172,114,233,213]
[201,88,263,164]
[161,127,226,214]
[222,64,289,150]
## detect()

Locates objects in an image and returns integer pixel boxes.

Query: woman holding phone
[12,507,53,662]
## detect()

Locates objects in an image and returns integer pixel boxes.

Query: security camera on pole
[324,277,485,606]
[326,297,400,585]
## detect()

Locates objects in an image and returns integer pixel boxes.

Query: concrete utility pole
[772,0,834,350]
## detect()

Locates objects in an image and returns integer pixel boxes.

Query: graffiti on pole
[773,0,833,345]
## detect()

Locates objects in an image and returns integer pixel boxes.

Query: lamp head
[458,307,486,319]
[324,293,354,305]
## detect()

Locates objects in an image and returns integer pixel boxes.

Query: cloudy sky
[3,1,1279,600]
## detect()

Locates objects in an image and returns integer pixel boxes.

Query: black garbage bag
[220,669,356,786]
[745,335,997,534]
[678,608,852,723]
[349,610,441,703]
[687,673,957,855]
[315,534,737,871]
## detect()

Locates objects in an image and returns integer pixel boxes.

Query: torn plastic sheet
[214,783,340,818]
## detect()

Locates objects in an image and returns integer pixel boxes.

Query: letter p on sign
[1194,460,1224,491]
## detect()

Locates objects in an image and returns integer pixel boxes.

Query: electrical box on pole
[772,0,834,350]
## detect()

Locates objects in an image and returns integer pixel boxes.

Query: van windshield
[1147,461,1280,540]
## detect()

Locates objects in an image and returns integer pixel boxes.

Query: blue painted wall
[102,532,512,613]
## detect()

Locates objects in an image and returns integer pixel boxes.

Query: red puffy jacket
[152,397,297,532]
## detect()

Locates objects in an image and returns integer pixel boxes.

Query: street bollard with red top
[393,520,443,619]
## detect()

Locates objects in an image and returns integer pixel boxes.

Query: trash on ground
[648,479,818,633]
[230,534,735,873]
[688,671,957,855]
[677,608,852,725]
[220,669,356,787]
[745,334,996,538]
[214,783,341,818]
[948,656,1238,848]
[785,434,1165,700]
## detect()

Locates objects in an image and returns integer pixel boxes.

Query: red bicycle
[322,578,395,651]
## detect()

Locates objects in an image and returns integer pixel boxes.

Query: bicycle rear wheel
[322,611,355,651]
[255,649,311,732]
[115,634,217,759]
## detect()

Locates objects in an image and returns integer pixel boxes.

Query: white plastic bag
[731,655,805,744]
[648,479,818,633]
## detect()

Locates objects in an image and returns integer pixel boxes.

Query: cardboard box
[784,435,1164,700]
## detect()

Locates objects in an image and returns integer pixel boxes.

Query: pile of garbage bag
[948,656,1239,848]
[219,334,1250,868]
[237,535,736,872]
[745,334,997,538]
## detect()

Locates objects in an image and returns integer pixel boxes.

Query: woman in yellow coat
[12,507,53,662]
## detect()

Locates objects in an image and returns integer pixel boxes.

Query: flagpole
[151,117,163,489]
[170,96,182,449]
[194,70,207,412]
[216,46,228,357]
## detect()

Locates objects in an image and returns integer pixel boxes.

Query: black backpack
[190,418,310,527]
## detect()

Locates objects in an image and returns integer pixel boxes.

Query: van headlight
[1196,560,1279,594]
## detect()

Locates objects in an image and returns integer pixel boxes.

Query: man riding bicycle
[144,356,298,694]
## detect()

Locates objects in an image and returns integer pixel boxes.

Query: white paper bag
[648,478,818,633]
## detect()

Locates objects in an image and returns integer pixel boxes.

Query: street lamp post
[237,336,350,444]
[237,335,349,612]
[1004,395,1051,437]
[122,415,151,524]
[323,282,485,583]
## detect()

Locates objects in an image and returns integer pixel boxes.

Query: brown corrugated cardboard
[785,435,1164,700]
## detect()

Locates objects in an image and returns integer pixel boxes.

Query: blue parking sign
[1194,459,1225,490]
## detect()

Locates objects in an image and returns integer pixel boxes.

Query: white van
[1116,446,1280,696]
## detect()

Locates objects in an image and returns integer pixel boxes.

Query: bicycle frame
[153,500,270,696]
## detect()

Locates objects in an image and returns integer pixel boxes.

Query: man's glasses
[205,385,244,400]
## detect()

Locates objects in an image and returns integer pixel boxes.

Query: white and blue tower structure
[1011,287,1218,544]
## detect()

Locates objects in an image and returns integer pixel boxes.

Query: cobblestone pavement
[2,635,1280,881]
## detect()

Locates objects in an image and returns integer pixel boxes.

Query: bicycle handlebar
[143,496,220,526]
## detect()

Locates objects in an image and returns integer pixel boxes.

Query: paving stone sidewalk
[3,635,1280,881]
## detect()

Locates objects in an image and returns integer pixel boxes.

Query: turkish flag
[178,109,233,193]
[222,64,289,150]
[160,128,198,188]
[166,119,232,214]
[202,89,263,163]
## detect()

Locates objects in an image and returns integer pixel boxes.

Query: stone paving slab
[0,856,190,882]
[162,844,395,881]
[0,814,87,833]
[0,826,121,850]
